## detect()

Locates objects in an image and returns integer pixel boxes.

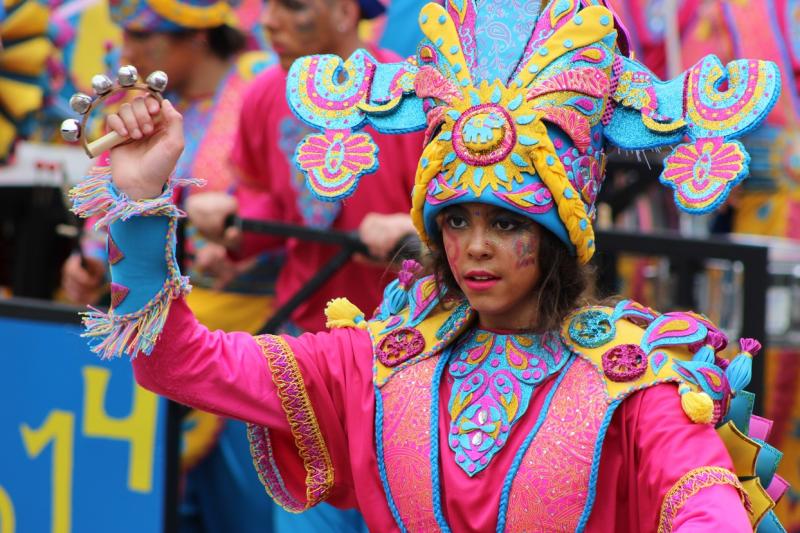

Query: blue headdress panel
[285,0,780,263]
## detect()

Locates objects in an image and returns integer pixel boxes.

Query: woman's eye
[446,215,468,229]
[494,218,519,231]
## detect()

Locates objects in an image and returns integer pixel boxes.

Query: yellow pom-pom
[324,298,367,329]
[680,386,714,424]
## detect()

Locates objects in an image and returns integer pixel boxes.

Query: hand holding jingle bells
[62,66,184,200]
[60,67,170,159]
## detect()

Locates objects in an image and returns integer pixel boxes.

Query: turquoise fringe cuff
[69,166,204,229]
[69,166,204,359]
[82,270,191,360]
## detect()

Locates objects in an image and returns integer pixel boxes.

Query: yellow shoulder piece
[560,300,733,424]
[368,300,474,387]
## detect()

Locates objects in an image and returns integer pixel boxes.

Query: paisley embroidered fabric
[131,299,752,532]
[446,328,570,475]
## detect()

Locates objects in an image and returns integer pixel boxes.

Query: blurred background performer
[186,0,424,335]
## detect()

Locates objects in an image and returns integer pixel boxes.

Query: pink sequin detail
[687,61,760,120]
[107,234,124,265]
[381,358,440,531]
[602,343,648,382]
[527,68,610,100]
[539,106,591,153]
[110,282,129,309]
[505,358,609,530]
[414,66,462,105]
[377,327,425,367]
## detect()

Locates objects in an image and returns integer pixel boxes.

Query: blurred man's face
[261,0,343,70]
[121,30,196,91]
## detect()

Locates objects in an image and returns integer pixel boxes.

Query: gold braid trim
[529,121,595,263]
[411,140,447,244]
[252,334,334,511]
[657,466,749,533]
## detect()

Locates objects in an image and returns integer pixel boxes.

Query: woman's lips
[462,270,500,291]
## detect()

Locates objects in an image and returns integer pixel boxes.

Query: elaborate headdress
[109,0,238,31]
[286,0,779,263]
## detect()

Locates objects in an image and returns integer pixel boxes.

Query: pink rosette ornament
[660,137,749,214]
[294,129,380,201]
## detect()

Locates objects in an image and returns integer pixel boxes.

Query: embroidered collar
[446,327,571,475]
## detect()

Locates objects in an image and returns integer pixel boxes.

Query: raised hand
[106,95,184,200]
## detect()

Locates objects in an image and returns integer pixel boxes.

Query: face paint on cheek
[293,10,317,34]
[513,235,537,269]
[442,227,462,279]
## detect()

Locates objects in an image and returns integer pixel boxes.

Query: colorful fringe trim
[69,166,204,229]
[82,273,191,360]
[69,166,202,359]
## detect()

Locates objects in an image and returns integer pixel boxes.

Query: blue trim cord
[496,356,577,533]
[374,386,409,533]
[575,400,621,533]
[430,345,454,532]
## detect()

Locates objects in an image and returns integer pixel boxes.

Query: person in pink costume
[186,0,424,333]
[69,1,789,531]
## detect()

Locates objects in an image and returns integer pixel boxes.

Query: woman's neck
[476,306,542,334]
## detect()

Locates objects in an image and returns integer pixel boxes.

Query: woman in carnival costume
[71,0,790,530]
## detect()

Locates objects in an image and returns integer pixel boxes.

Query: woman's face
[121,30,197,91]
[439,203,543,331]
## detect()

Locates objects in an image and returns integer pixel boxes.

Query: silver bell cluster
[118,65,138,87]
[60,119,81,142]
[145,71,168,93]
[60,67,169,143]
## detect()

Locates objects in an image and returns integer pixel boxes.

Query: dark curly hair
[426,219,596,333]
[168,25,247,60]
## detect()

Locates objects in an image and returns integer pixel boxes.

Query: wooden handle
[84,114,163,159]
[86,130,126,158]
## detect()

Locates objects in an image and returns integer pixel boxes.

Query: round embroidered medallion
[602,343,648,382]
[377,327,426,367]
[568,309,615,348]
[452,103,516,166]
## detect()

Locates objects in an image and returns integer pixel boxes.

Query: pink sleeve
[633,385,750,531]
[132,298,371,510]
[132,297,290,429]
[590,384,750,532]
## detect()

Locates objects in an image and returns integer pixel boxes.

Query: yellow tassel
[679,385,714,424]
[324,298,367,329]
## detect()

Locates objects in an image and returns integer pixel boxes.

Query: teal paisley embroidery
[446,328,571,475]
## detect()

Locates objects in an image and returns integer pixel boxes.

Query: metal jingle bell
[91,74,114,96]
[60,119,81,142]
[69,93,93,115]
[145,70,169,93]
[118,65,139,87]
